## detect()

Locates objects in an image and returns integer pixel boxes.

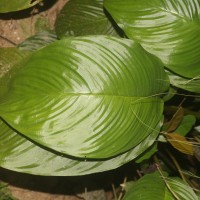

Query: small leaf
[166,107,184,133]
[55,0,120,38]
[123,172,198,200]
[0,0,42,13]
[122,171,174,200]
[166,133,194,155]
[162,87,177,102]
[175,115,196,136]
[135,142,157,163]
[167,177,199,200]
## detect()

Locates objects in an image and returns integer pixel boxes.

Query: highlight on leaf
[0,36,169,159]
[0,118,160,176]
[104,0,200,79]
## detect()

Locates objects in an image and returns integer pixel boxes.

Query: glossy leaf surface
[0,36,169,159]
[0,0,42,13]
[104,0,200,78]
[123,172,198,200]
[0,119,159,176]
[55,0,119,38]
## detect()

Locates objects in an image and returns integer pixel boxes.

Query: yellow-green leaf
[166,133,194,155]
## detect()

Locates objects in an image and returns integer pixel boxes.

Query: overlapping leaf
[165,115,196,155]
[0,0,42,13]
[18,31,58,52]
[104,0,200,78]
[168,71,200,93]
[123,171,198,200]
[0,48,31,97]
[0,36,169,159]
[0,48,30,78]
[55,0,120,38]
[0,118,159,176]
[175,115,196,136]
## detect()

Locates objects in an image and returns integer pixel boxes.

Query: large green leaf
[0,0,42,13]
[55,0,120,38]
[0,118,159,176]
[0,36,169,159]
[104,0,200,78]
[123,172,198,200]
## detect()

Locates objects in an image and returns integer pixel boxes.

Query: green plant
[0,182,17,200]
[0,0,200,199]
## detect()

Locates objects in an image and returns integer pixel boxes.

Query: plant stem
[166,150,187,183]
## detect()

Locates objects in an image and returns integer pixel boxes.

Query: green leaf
[162,87,177,102]
[0,36,169,159]
[135,141,157,163]
[123,172,174,200]
[55,0,120,38]
[0,48,31,96]
[167,70,200,93]
[0,48,30,78]
[0,118,159,176]
[166,107,184,133]
[0,181,17,200]
[123,172,198,200]
[18,31,58,52]
[175,115,196,136]
[167,177,199,200]
[0,0,42,13]
[104,0,200,78]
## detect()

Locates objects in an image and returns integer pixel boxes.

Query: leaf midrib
[10,92,158,100]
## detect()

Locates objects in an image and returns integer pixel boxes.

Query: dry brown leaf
[166,107,184,133]
[166,133,194,155]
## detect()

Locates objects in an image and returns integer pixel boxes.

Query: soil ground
[0,0,67,47]
[0,162,136,200]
